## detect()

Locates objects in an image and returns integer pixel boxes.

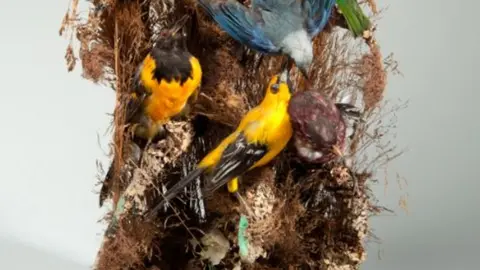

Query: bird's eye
[271,83,280,93]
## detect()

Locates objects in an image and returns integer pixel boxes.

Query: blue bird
[197,0,336,77]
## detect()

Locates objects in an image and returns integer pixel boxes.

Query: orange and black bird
[147,66,294,216]
[98,15,203,207]
[287,90,360,164]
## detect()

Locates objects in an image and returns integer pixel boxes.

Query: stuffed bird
[197,0,336,78]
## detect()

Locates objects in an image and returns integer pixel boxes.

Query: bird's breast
[144,57,202,124]
[249,105,292,167]
[294,136,337,164]
[294,137,325,162]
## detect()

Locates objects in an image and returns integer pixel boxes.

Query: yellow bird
[99,15,203,207]
[148,66,294,215]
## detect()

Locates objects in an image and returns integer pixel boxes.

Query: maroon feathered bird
[287,90,360,164]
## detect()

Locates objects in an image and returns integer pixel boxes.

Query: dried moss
[361,42,387,110]
[59,0,401,269]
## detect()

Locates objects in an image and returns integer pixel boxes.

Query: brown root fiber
[60,0,398,269]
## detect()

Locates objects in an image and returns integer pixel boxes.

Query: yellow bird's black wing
[204,133,268,194]
[124,64,148,124]
[146,167,206,218]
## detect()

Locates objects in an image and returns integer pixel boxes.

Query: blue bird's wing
[198,0,279,54]
[303,0,336,37]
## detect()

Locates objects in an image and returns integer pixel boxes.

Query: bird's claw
[332,145,343,158]
[146,137,153,148]
[151,125,170,143]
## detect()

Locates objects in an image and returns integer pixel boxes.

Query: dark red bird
[287,90,359,164]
